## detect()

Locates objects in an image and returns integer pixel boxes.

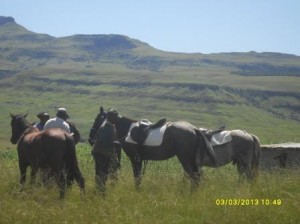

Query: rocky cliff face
[0,16,15,26]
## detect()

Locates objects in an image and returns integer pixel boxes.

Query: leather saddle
[130,118,167,145]
[200,126,226,141]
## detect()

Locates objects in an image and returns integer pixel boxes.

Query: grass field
[0,144,299,224]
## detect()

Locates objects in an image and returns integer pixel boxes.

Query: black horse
[89,107,216,190]
[10,113,85,198]
[88,106,106,146]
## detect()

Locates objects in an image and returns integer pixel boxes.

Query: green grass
[0,144,299,224]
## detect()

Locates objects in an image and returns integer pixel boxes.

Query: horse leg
[66,170,73,188]
[30,167,38,185]
[70,167,85,195]
[250,136,260,180]
[41,168,52,187]
[177,156,200,191]
[18,161,27,189]
[58,171,66,199]
[53,169,66,199]
[237,155,253,182]
[116,148,122,170]
[130,157,143,190]
[113,143,122,170]
[236,158,249,182]
[245,159,255,181]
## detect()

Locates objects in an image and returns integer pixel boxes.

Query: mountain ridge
[1,16,299,56]
[1,15,299,85]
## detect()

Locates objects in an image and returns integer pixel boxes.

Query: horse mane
[114,116,137,140]
[119,115,137,124]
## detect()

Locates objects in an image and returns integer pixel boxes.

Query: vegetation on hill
[0,16,299,148]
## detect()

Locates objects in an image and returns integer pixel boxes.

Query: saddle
[200,126,226,141]
[130,118,167,145]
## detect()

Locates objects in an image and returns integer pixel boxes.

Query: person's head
[56,108,69,121]
[106,108,119,124]
[37,112,50,124]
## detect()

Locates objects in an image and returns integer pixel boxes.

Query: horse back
[230,130,254,143]
[22,128,70,143]
[41,129,72,164]
[229,130,259,162]
[42,128,70,141]
[19,128,72,168]
[22,131,42,144]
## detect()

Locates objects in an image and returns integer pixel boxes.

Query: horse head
[10,113,30,144]
[88,106,107,146]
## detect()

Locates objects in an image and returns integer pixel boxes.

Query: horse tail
[195,130,217,167]
[251,134,261,178]
[64,135,85,191]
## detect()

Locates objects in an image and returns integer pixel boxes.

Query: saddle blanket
[125,122,167,146]
[210,131,232,146]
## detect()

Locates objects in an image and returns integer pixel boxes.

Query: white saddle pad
[125,122,167,146]
[210,131,232,146]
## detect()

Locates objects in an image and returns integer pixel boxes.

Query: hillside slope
[0,16,299,147]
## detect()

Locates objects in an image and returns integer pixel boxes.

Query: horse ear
[100,106,104,113]
[24,113,28,118]
[9,113,14,118]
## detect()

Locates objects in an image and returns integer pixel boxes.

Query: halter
[10,114,39,145]
[89,112,107,145]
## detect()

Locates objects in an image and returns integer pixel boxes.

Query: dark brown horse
[90,107,217,190]
[10,113,85,198]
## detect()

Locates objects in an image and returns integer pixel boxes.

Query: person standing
[55,108,81,145]
[33,112,50,131]
[43,108,70,133]
[92,109,120,194]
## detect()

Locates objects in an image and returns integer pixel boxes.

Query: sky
[1,0,299,55]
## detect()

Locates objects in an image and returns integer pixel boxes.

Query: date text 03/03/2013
[215,198,282,206]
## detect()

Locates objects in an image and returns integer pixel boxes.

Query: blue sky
[1,0,299,55]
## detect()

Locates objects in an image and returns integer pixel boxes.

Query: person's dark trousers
[92,151,118,195]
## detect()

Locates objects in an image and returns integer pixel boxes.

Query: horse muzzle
[10,137,18,145]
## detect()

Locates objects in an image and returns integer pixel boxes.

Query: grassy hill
[0,16,300,149]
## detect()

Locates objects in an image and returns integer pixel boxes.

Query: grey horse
[201,129,261,180]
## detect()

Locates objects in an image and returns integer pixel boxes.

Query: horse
[88,106,107,146]
[90,107,217,190]
[200,129,261,180]
[9,113,85,198]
